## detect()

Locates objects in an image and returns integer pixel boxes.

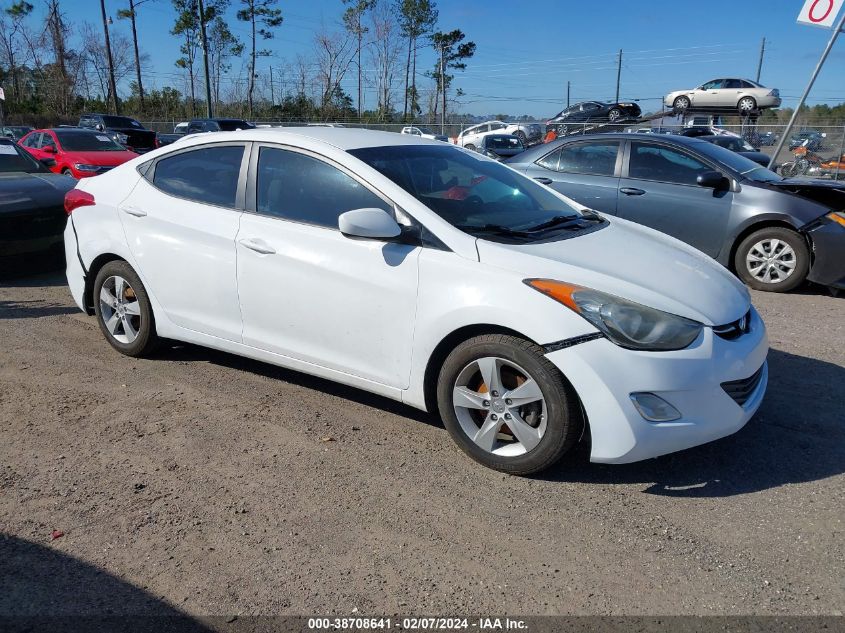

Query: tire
[464,144,476,151]
[608,108,622,122]
[738,96,757,114]
[61,168,73,176]
[734,227,809,293]
[779,162,798,177]
[514,130,527,146]
[93,260,159,356]
[436,334,582,475]
[673,95,691,112]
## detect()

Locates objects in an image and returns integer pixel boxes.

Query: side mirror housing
[42,145,56,154]
[697,170,728,189]
[338,208,401,240]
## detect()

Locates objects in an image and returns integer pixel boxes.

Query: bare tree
[81,22,143,103]
[117,0,155,111]
[368,0,401,119]
[207,15,243,108]
[397,0,437,120]
[313,28,355,114]
[0,1,33,101]
[171,0,200,115]
[342,0,374,119]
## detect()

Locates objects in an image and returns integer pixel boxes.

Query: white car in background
[665,78,781,114]
[401,126,448,142]
[63,128,767,475]
[457,120,543,149]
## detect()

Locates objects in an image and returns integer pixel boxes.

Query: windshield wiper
[522,211,604,233]
[455,223,532,238]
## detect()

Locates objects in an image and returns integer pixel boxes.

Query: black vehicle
[0,138,75,268]
[546,101,641,134]
[506,133,845,292]
[476,134,525,160]
[78,114,157,154]
[789,131,824,151]
[186,118,256,133]
[2,126,33,141]
[698,135,771,168]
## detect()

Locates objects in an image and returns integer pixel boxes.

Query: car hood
[476,218,749,326]
[62,150,137,165]
[765,179,845,211]
[0,171,75,214]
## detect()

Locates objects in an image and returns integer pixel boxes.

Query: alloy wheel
[99,275,142,344]
[739,97,756,112]
[745,239,797,284]
[452,356,547,457]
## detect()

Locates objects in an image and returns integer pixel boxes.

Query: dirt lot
[1,268,843,618]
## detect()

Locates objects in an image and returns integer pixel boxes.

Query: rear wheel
[437,334,582,475]
[464,143,476,151]
[734,227,809,293]
[673,95,691,112]
[514,130,527,146]
[738,96,757,114]
[608,108,622,122]
[93,260,159,356]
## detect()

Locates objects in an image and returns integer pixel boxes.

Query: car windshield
[101,116,144,129]
[349,144,602,241]
[217,120,254,131]
[693,140,781,183]
[56,130,126,152]
[0,141,46,173]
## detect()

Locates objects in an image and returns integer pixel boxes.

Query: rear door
[119,142,248,341]
[516,139,622,214]
[616,140,733,257]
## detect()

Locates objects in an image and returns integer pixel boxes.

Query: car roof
[509,132,709,162]
[177,127,447,151]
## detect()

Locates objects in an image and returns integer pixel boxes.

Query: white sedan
[400,126,448,142]
[63,128,768,474]
[665,78,781,114]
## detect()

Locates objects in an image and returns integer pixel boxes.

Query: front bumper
[807,220,845,289]
[546,307,768,463]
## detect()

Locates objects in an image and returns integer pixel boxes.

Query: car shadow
[541,348,845,497]
[0,533,214,631]
[0,299,79,319]
[155,342,441,429]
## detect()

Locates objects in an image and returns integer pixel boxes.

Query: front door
[616,140,733,258]
[236,144,420,389]
[119,143,247,341]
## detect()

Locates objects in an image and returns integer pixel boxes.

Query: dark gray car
[506,133,845,292]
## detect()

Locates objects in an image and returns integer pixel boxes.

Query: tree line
[0,0,477,124]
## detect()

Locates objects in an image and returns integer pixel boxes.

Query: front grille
[721,364,765,407]
[713,310,751,340]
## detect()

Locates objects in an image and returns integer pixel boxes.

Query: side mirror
[42,145,56,154]
[40,157,56,167]
[96,124,104,131]
[697,170,728,189]
[338,208,401,240]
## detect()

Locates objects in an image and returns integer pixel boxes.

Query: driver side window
[628,142,712,186]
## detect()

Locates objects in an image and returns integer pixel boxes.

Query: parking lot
[1,268,843,617]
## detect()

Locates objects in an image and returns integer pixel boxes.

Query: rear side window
[152,145,244,208]
[256,146,390,229]
[628,142,711,186]
[537,141,619,176]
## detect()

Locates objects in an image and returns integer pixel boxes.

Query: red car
[19,128,138,178]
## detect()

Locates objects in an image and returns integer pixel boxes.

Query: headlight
[73,163,101,172]
[525,279,703,351]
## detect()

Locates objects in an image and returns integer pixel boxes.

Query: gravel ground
[0,268,843,618]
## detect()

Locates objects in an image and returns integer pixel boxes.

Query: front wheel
[93,260,159,356]
[734,227,809,293]
[608,108,622,122]
[673,95,691,112]
[464,143,476,151]
[514,130,527,146]
[780,162,798,177]
[436,334,582,475]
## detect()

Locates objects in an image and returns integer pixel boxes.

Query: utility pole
[439,44,445,134]
[99,0,119,114]
[127,0,144,110]
[270,65,275,106]
[756,37,766,83]
[197,0,213,118]
[615,49,622,102]
[566,81,570,108]
[768,10,845,169]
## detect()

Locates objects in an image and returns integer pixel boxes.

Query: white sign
[798,0,845,28]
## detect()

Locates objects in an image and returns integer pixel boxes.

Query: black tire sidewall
[674,96,690,111]
[92,260,158,356]
[734,227,809,293]
[436,335,580,475]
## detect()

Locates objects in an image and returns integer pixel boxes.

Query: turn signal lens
[827,212,845,228]
[524,279,583,311]
[64,189,95,215]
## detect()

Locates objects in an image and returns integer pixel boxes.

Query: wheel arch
[82,253,126,315]
[421,323,540,415]
[726,219,810,273]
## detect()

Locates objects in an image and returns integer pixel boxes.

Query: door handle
[620,187,646,196]
[533,177,553,185]
[120,205,147,217]
[238,238,276,255]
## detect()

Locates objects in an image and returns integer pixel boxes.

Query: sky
[30,0,845,118]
